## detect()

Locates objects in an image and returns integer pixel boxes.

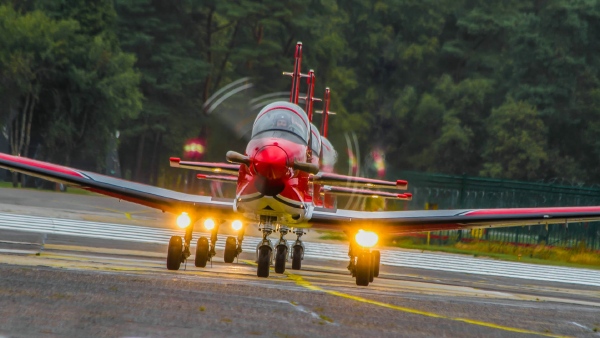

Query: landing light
[177,212,191,228]
[204,218,215,230]
[355,230,378,248]
[232,220,243,231]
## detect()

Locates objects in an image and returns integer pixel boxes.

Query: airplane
[2,42,600,287]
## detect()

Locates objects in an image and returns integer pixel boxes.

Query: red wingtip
[169,157,180,163]
[197,174,207,179]
[396,179,408,187]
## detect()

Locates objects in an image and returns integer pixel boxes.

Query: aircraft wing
[0,153,235,218]
[311,172,408,190]
[320,185,412,200]
[196,174,238,184]
[169,157,240,175]
[309,206,600,234]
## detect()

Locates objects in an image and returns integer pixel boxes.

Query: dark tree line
[2,0,600,187]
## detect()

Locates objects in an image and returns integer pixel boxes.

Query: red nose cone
[253,146,289,180]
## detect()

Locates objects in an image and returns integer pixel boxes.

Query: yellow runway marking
[242,260,569,338]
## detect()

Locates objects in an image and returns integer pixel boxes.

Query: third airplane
[2,43,600,286]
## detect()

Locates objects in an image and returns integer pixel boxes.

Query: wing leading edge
[309,206,600,234]
[0,153,235,219]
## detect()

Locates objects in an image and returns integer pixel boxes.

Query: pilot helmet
[274,114,291,128]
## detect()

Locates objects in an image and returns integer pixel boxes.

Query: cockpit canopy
[321,137,337,168]
[252,102,310,144]
[310,124,322,156]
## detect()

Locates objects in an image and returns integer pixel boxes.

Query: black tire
[195,237,209,268]
[355,252,371,286]
[224,236,237,263]
[257,246,271,278]
[167,236,183,270]
[291,245,303,270]
[372,250,381,278]
[274,245,288,274]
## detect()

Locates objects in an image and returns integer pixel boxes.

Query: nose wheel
[274,245,288,274]
[257,246,272,278]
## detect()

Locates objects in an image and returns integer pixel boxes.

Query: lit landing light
[204,218,215,230]
[232,220,243,231]
[355,230,378,248]
[177,212,191,228]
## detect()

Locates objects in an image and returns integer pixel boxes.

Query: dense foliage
[2,0,600,186]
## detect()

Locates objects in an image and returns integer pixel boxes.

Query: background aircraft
[2,42,600,287]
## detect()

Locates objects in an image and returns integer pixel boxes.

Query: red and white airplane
[2,42,600,286]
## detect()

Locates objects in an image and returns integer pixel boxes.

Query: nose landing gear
[256,216,275,278]
[274,225,289,274]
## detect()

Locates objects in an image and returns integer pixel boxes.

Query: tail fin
[315,88,335,138]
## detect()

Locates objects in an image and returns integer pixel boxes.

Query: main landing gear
[166,217,246,270]
[167,215,197,270]
[166,215,306,279]
[347,233,381,286]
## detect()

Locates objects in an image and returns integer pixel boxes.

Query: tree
[480,99,548,180]
[0,5,78,185]
[32,0,142,169]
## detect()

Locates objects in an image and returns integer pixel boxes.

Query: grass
[317,231,348,241]
[389,237,600,270]
[319,230,600,270]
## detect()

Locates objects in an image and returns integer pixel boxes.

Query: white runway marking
[0,212,599,287]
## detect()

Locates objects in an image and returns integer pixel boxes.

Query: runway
[0,189,599,337]
[1,212,599,287]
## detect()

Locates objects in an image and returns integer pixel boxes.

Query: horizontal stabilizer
[197,174,237,184]
[321,186,412,200]
[169,157,240,175]
[311,172,408,190]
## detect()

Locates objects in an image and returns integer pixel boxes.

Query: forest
[2,0,600,188]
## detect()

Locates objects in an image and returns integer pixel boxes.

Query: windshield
[321,137,337,168]
[252,102,309,144]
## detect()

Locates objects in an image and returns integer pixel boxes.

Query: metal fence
[387,171,600,250]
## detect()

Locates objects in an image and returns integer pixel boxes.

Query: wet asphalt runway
[0,188,599,337]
